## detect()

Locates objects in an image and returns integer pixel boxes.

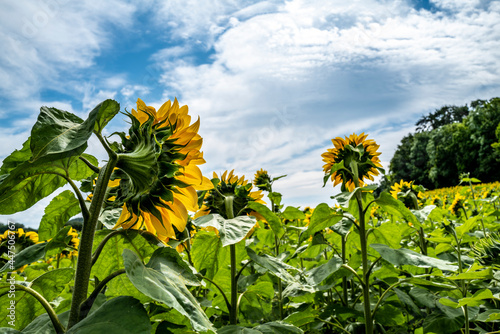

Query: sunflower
[195,170,264,220]
[95,98,212,243]
[322,133,382,192]
[449,193,466,216]
[390,180,425,209]
[253,169,272,192]
[0,229,39,272]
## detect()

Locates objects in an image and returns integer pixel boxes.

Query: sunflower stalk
[225,195,239,325]
[67,155,118,328]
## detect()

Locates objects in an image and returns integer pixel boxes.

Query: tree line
[387,97,500,189]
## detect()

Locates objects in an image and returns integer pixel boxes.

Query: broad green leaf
[38,190,80,241]
[192,213,257,247]
[239,281,274,322]
[246,247,298,283]
[0,243,47,273]
[305,203,343,238]
[44,226,72,258]
[92,99,120,134]
[476,309,500,322]
[66,296,151,334]
[191,231,222,280]
[217,326,260,334]
[0,328,21,333]
[91,229,159,302]
[283,308,319,328]
[374,304,406,326]
[456,289,494,307]
[375,192,420,228]
[394,288,422,316]
[20,310,70,334]
[370,243,458,271]
[455,216,479,239]
[423,309,464,334]
[407,278,456,291]
[146,248,200,286]
[0,286,43,330]
[447,267,492,280]
[411,205,437,224]
[247,202,284,238]
[304,257,342,286]
[122,249,215,332]
[367,222,402,249]
[254,322,304,334]
[30,106,97,161]
[0,155,95,214]
[282,206,306,220]
[330,217,353,237]
[30,268,74,303]
[0,139,31,175]
[439,298,459,308]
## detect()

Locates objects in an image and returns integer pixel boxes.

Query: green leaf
[0,155,94,214]
[246,247,298,283]
[367,222,402,249]
[217,326,261,334]
[122,249,215,332]
[448,268,493,280]
[455,216,479,239]
[0,287,43,330]
[0,243,47,273]
[30,268,75,303]
[254,322,304,334]
[30,106,97,161]
[192,214,257,247]
[92,99,120,134]
[66,296,151,334]
[305,203,343,238]
[38,190,80,241]
[374,304,406,326]
[375,192,420,228]
[282,207,306,220]
[0,139,32,175]
[98,207,123,229]
[476,309,500,322]
[146,247,200,286]
[304,257,343,286]
[239,281,274,322]
[283,308,319,328]
[247,202,284,238]
[423,309,464,334]
[370,243,458,271]
[456,289,494,307]
[91,229,159,302]
[44,226,72,258]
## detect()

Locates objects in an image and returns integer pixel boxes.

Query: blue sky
[1,0,499,228]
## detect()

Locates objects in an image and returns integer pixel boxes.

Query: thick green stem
[342,235,348,306]
[225,196,238,325]
[275,234,284,319]
[67,156,117,328]
[355,190,373,334]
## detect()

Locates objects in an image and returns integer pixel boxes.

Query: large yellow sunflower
[195,170,264,219]
[99,98,212,243]
[321,133,382,191]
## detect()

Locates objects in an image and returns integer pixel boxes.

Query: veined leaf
[92,99,120,134]
[38,190,80,241]
[370,243,458,271]
[66,296,151,334]
[247,247,298,283]
[193,213,257,247]
[123,249,215,332]
[375,192,420,228]
[247,202,284,238]
[282,206,306,220]
[304,203,343,239]
[146,248,200,286]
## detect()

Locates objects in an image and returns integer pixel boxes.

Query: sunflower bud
[472,233,500,267]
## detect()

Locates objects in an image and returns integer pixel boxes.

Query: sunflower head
[449,193,466,216]
[196,170,264,219]
[97,98,212,243]
[390,180,425,209]
[322,133,383,192]
[0,228,39,252]
[253,168,272,192]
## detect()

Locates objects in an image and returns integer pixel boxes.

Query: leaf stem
[1,284,65,334]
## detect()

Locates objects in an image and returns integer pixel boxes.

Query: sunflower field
[1,99,500,334]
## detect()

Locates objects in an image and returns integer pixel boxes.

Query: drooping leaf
[38,190,80,241]
[370,243,458,271]
[375,192,420,228]
[247,202,284,238]
[66,296,151,334]
[0,138,32,175]
[0,243,47,273]
[304,203,343,239]
[122,249,215,332]
[92,99,120,134]
[193,213,257,247]
[191,230,222,280]
[304,257,343,286]
[246,247,298,283]
[91,229,159,302]
[146,247,200,286]
[30,106,97,161]
[30,268,75,303]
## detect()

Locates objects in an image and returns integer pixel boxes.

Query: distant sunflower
[390,180,425,209]
[449,193,466,216]
[94,98,213,243]
[195,170,264,219]
[322,133,382,191]
[253,169,272,192]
